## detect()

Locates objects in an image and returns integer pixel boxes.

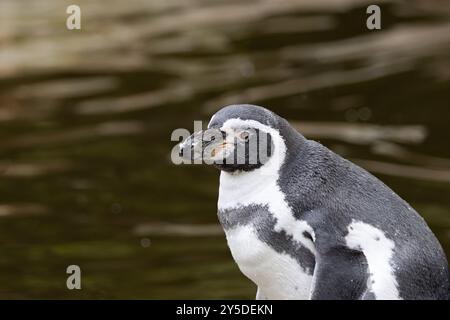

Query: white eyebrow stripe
[207,114,216,128]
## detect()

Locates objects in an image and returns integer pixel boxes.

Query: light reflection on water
[0,0,449,298]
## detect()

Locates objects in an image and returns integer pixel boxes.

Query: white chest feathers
[218,170,316,299]
[225,224,313,299]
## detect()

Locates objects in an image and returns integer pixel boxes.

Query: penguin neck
[218,126,288,210]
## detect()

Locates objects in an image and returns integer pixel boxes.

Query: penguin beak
[178,129,227,163]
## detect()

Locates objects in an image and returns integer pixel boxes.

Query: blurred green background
[0,0,449,299]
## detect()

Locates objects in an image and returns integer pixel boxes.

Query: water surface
[0,0,449,298]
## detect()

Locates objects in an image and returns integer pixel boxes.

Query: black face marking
[212,128,274,173]
[205,104,281,173]
[218,204,315,274]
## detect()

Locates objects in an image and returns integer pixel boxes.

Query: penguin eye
[239,131,250,142]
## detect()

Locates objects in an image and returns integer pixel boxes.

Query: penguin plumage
[179,104,450,300]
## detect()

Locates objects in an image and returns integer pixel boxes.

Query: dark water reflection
[0,0,449,298]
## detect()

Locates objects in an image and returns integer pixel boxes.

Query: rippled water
[0,0,449,298]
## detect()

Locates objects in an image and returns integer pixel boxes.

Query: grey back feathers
[210,104,449,300]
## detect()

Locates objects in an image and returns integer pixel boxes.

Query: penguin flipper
[310,246,367,300]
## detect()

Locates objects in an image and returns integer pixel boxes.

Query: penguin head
[179,104,293,174]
